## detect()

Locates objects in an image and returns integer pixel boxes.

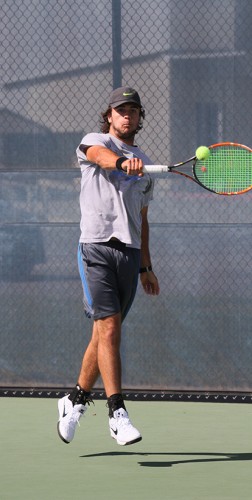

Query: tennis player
[57,86,160,446]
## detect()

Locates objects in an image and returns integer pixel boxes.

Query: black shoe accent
[107,393,126,417]
[62,401,67,418]
[69,385,93,406]
[110,425,118,435]
[57,422,70,444]
[125,436,142,446]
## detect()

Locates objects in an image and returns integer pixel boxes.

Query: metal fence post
[112,0,122,88]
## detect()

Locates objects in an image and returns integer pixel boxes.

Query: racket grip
[143,165,169,173]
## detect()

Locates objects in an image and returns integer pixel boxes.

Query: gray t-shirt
[76,133,154,249]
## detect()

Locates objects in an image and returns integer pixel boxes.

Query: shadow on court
[80,451,252,468]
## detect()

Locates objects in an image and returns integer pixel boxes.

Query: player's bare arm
[86,145,144,176]
[140,206,160,296]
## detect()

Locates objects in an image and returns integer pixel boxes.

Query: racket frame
[194,142,252,195]
[144,142,252,196]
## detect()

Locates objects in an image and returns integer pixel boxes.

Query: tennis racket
[144,142,252,195]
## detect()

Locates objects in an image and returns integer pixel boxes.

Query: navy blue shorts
[78,241,140,321]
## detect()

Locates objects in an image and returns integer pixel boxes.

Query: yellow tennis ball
[196,146,210,160]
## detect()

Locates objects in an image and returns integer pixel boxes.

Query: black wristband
[139,265,152,274]
[116,156,127,170]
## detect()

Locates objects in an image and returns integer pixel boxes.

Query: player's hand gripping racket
[144,142,252,195]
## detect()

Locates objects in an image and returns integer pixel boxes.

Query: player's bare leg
[58,313,141,445]
[95,313,122,397]
[57,323,99,444]
[77,321,100,391]
[93,314,142,445]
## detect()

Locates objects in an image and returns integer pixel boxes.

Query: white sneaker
[57,395,87,444]
[109,408,142,446]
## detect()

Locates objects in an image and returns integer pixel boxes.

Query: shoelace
[68,405,86,427]
[85,397,94,407]
[115,412,132,429]
[70,398,94,424]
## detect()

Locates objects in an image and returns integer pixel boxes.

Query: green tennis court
[1,398,252,500]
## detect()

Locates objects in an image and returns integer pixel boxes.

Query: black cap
[109,86,142,108]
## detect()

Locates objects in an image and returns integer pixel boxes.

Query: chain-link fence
[1,0,252,392]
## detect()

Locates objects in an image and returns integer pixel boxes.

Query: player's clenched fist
[122,157,144,176]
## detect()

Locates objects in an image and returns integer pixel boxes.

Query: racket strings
[194,146,252,194]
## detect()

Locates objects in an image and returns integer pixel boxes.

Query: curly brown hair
[100,106,145,134]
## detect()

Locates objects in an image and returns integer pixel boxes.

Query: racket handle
[143,165,169,173]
